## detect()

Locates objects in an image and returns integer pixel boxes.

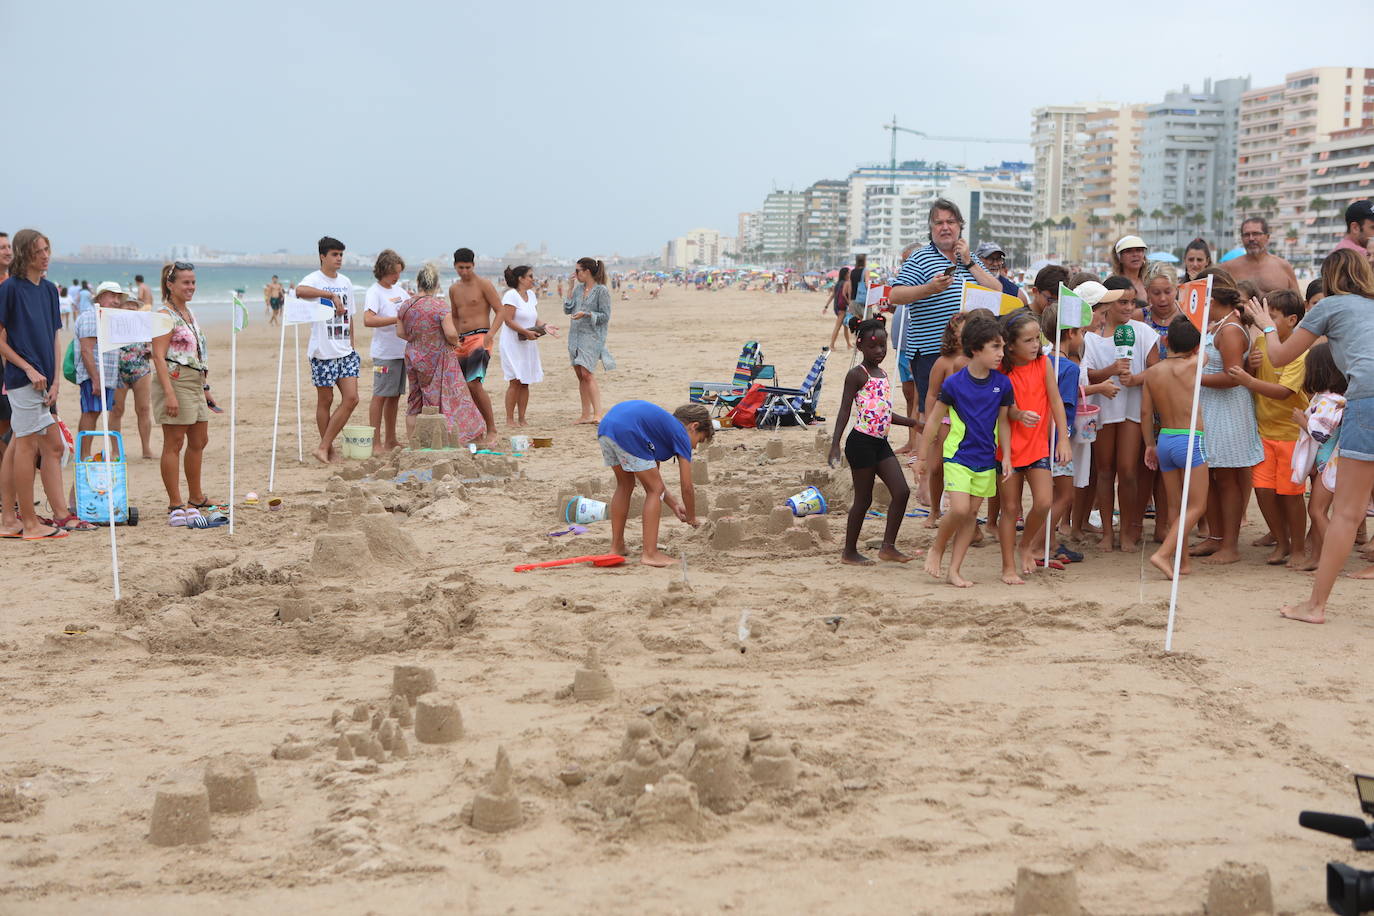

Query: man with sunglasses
[1225,217,1299,295]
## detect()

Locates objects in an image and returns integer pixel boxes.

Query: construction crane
[883,115,1023,181]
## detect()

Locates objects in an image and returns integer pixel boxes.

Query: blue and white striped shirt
[892,242,988,358]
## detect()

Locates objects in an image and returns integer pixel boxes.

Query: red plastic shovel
[513,554,626,572]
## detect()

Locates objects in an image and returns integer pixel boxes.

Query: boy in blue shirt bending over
[597,401,712,566]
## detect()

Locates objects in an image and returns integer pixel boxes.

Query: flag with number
[1178,279,1209,332]
[1057,283,1091,328]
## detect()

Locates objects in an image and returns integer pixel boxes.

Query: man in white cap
[1225,217,1298,294]
[74,282,124,459]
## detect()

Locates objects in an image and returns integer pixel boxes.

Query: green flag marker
[1057,283,1090,328]
[232,294,248,333]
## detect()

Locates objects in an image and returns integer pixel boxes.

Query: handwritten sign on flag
[283,294,335,326]
[97,308,175,351]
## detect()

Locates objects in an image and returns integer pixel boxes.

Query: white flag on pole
[98,308,174,351]
[282,294,334,326]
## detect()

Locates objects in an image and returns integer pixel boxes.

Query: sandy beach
[2,284,1370,915]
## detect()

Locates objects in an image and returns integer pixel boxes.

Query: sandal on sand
[23,527,68,540]
[52,514,96,532]
[185,514,228,529]
[1035,557,1066,571]
[1054,543,1084,563]
[168,506,200,527]
[188,498,220,510]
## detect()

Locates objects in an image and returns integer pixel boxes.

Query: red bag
[728,382,767,429]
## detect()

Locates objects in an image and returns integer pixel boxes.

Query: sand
[1,285,1370,914]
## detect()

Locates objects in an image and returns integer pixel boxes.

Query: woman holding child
[1246,249,1374,624]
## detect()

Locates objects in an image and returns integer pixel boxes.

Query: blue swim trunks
[310,350,361,388]
[1157,429,1206,472]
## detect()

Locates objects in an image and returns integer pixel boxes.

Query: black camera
[1300,774,1374,915]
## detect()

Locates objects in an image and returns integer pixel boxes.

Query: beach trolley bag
[727,382,767,428]
[75,431,138,526]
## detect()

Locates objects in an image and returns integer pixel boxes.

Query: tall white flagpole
[94,311,120,600]
[1164,275,1212,652]
[294,325,303,463]
[269,310,287,492]
[229,298,239,535]
[1045,345,1059,568]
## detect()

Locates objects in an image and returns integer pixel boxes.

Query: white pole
[269,310,286,492]
[94,313,120,600]
[229,315,237,535]
[294,324,303,463]
[1045,346,1059,567]
[1164,275,1212,652]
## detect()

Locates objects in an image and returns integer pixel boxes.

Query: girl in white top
[1081,279,1160,552]
[498,265,557,427]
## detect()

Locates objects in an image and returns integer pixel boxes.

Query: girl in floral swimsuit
[827,315,923,566]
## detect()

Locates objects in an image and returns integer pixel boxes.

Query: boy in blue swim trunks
[914,315,1014,588]
[1141,315,1209,579]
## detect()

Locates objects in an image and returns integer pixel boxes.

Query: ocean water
[51,261,495,327]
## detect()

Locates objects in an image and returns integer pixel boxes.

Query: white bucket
[1074,404,1100,443]
[511,435,532,452]
[786,486,828,517]
[341,425,374,460]
[565,496,607,524]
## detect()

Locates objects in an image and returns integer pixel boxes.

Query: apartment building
[1079,105,1145,262]
[1304,126,1374,263]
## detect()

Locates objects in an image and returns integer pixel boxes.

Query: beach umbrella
[1219,246,1245,263]
[1147,251,1179,263]
[825,269,839,278]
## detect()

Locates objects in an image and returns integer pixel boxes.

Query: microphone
[1300,811,1372,840]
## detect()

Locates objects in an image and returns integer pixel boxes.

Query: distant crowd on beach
[814,196,1374,626]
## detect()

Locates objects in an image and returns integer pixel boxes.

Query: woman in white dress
[499,265,557,427]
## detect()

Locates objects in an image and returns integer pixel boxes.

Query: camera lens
[1327,862,1374,915]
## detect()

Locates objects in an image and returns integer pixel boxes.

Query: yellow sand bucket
[341,425,375,460]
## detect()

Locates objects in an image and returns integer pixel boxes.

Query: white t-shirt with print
[1082,319,1160,425]
[301,269,355,360]
[365,281,409,360]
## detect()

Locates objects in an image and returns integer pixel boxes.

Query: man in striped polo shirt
[889,199,1001,412]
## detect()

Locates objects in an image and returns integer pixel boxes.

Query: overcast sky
[5,0,1369,260]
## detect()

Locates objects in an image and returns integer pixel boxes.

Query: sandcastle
[684,729,743,814]
[336,734,356,761]
[203,754,260,814]
[310,529,373,576]
[148,783,212,847]
[1012,863,1081,916]
[620,745,666,796]
[414,694,464,744]
[467,746,523,833]
[392,665,437,704]
[711,517,743,549]
[571,646,615,702]
[765,439,784,459]
[1205,862,1274,916]
[692,458,710,484]
[619,720,655,759]
[630,773,703,837]
[767,506,795,534]
[272,735,313,760]
[749,738,798,789]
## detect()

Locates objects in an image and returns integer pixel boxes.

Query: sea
[50,261,475,328]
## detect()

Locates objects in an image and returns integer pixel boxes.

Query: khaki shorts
[153,364,210,425]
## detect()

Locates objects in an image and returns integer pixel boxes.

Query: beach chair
[688,341,776,416]
[755,348,830,429]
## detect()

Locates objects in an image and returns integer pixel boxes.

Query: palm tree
[1284,224,1299,258]
[1259,195,1278,220]
[1149,209,1166,240]
[1130,206,1145,235]
[1086,214,1104,263]
[1212,209,1226,244]
[1029,220,1044,257]
[974,218,992,248]
[1058,216,1074,261]
[1236,195,1254,215]
[1169,204,1188,252]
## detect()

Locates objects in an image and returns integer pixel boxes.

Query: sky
[5,0,1371,261]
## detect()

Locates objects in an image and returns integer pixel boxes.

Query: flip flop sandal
[185,515,229,529]
[23,527,68,540]
[188,499,220,510]
[1054,543,1084,563]
[53,514,96,531]
[1035,557,1066,570]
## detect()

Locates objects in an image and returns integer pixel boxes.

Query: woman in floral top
[151,262,216,526]
[396,263,486,444]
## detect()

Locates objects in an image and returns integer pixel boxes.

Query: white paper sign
[97,307,174,351]
[960,281,1004,315]
[283,294,335,326]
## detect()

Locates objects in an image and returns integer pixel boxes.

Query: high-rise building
[855,173,1032,269]
[1237,67,1374,251]
[1304,126,1374,263]
[760,190,805,258]
[662,228,733,269]
[737,211,762,259]
[799,179,848,266]
[942,177,1034,267]
[1080,105,1146,263]
[1139,78,1250,256]
[1031,104,1108,259]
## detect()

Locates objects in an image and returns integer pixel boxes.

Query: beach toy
[513,554,626,572]
[74,431,138,526]
[1074,403,1100,443]
[510,434,532,452]
[565,496,608,525]
[547,525,588,537]
[244,491,259,506]
[785,486,827,517]
[341,425,374,460]
[532,437,553,448]
[267,497,283,511]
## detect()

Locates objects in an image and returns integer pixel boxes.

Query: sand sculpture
[765,439,784,459]
[768,506,795,534]
[711,518,743,549]
[620,746,666,796]
[272,735,313,760]
[629,773,703,837]
[148,783,212,847]
[467,746,523,833]
[336,735,355,761]
[392,665,437,703]
[203,754,260,813]
[684,729,743,814]
[571,646,615,701]
[692,458,710,484]
[1205,862,1274,916]
[414,694,463,744]
[748,738,797,789]
[1012,863,1081,916]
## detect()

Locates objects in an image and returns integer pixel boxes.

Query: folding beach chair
[755,348,830,429]
[688,341,776,416]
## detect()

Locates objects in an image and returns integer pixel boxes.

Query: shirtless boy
[447,247,501,444]
[1141,315,1210,579]
[1225,218,1299,294]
